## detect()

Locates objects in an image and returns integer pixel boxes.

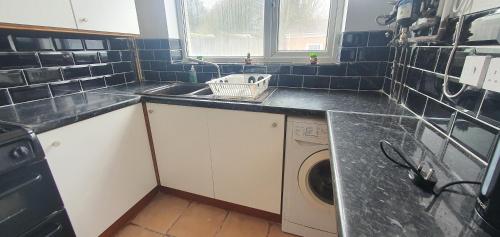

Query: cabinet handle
[79,18,88,23]
[148,109,154,114]
[271,122,278,128]
[51,141,61,147]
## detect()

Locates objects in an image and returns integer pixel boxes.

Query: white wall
[343,0,393,32]
[134,0,170,38]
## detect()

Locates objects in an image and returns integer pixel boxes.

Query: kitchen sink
[145,83,208,96]
[140,82,275,104]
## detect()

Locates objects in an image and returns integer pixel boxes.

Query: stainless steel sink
[145,83,208,96]
[140,82,275,104]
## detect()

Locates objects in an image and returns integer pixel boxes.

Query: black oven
[0,123,75,237]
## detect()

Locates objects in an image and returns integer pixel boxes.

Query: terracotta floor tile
[167,202,228,237]
[132,193,190,233]
[114,224,164,237]
[215,211,268,237]
[268,224,299,237]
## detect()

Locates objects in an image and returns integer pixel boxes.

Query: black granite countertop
[0,82,409,133]
[142,88,413,117]
[326,111,491,237]
[0,92,140,133]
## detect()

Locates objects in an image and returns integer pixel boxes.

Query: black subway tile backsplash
[357,47,389,62]
[340,48,357,62]
[105,74,126,86]
[318,64,346,76]
[244,65,266,73]
[9,84,51,103]
[451,113,498,161]
[479,91,500,126]
[39,52,74,67]
[415,47,438,71]
[279,75,303,87]
[423,99,455,132]
[367,31,392,46]
[342,32,369,47]
[221,64,243,74]
[347,62,378,76]
[330,77,360,90]
[53,38,84,51]
[24,68,62,84]
[84,39,107,50]
[405,89,427,116]
[144,39,162,49]
[303,76,330,89]
[359,77,384,90]
[80,77,106,91]
[418,72,442,99]
[90,64,113,76]
[62,65,91,80]
[104,51,121,62]
[49,80,82,96]
[0,35,12,51]
[0,89,10,106]
[73,52,99,65]
[113,62,133,73]
[13,36,53,51]
[292,65,317,75]
[0,52,40,69]
[0,31,137,105]
[0,70,25,88]
[109,39,129,50]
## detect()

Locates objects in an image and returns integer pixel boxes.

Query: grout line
[165,200,193,234]
[265,222,272,237]
[213,210,230,237]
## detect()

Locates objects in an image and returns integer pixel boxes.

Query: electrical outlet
[459,55,491,87]
[483,58,500,93]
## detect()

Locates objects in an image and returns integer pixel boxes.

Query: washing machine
[282,116,337,237]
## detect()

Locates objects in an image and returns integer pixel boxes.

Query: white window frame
[175,0,345,64]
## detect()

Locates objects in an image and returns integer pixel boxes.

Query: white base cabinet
[147,103,285,214]
[147,104,215,197]
[38,104,156,237]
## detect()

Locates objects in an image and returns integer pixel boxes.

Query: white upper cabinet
[0,0,77,29]
[70,0,140,34]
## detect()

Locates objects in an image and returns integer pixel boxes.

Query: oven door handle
[0,174,42,199]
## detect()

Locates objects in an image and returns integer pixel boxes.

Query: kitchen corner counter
[0,92,140,133]
[326,111,491,237]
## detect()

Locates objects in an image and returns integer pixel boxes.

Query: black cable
[379,140,482,197]
[433,181,481,197]
[379,140,420,174]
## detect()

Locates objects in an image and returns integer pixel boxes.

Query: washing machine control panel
[293,122,329,145]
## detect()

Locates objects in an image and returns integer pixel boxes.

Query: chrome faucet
[187,57,221,79]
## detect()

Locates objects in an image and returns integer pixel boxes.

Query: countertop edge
[29,97,140,134]
[326,111,348,237]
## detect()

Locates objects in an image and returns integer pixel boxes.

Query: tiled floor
[114,192,298,237]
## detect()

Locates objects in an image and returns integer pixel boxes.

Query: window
[177,0,344,63]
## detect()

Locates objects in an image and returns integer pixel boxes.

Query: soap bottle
[188,66,198,83]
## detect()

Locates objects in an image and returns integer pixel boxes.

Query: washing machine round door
[298,149,334,208]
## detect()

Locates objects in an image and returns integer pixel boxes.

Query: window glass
[278,0,331,51]
[185,0,265,56]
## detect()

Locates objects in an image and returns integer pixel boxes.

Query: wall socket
[483,58,500,93]
[459,55,491,88]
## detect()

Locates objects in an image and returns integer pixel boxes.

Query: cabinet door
[0,0,76,29]
[38,105,156,237]
[147,103,214,197]
[207,109,285,214]
[70,0,140,34]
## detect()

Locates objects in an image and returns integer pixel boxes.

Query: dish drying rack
[206,74,271,99]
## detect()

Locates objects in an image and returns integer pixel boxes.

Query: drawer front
[0,160,63,237]
[21,209,75,237]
